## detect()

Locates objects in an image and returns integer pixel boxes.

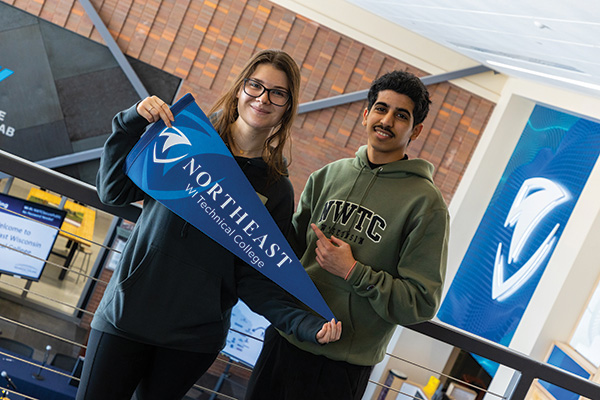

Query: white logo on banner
[492,177,569,301]
[152,127,192,164]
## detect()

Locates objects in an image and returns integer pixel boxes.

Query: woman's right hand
[137,95,174,127]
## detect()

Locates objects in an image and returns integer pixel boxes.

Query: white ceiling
[348,0,600,96]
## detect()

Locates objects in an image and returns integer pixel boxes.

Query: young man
[246,70,449,400]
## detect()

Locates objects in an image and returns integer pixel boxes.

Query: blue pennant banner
[124,93,335,321]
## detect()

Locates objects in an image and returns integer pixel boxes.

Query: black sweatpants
[245,326,372,400]
[76,329,219,400]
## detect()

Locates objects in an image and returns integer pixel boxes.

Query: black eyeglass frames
[242,78,291,107]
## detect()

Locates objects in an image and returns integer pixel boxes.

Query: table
[0,350,77,400]
[26,188,96,280]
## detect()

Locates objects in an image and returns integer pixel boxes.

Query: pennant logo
[125,94,335,321]
[492,177,569,301]
[152,127,192,164]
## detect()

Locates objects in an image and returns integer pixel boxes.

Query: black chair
[50,353,78,373]
[69,356,84,387]
[0,337,34,358]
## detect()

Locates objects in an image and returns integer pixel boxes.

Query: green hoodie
[281,145,449,366]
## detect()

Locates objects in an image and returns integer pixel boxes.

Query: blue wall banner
[438,104,600,375]
[125,93,335,321]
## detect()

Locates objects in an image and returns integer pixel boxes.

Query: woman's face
[236,63,290,133]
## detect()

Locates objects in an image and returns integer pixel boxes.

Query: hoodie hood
[354,145,434,183]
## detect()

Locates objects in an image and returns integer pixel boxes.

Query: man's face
[362,90,423,164]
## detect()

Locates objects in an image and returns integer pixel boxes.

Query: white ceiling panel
[348,0,600,95]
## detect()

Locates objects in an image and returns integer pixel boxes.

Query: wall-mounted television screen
[222,300,269,367]
[0,192,66,280]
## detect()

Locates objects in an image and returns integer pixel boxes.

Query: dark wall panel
[0,23,64,131]
[56,67,138,141]
[0,2,182,184]
[40,19,119,81]
[0,120,72,161]
[0,2,37,32]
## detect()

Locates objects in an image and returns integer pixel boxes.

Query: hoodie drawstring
[356,167,382,208]
[341,165,366,207]
[331,166,382,233]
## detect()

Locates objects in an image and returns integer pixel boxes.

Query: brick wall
[5,0,494,205]
[6,0,495,387]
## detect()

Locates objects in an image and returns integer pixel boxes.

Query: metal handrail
[0,149,141,222]
[1,149,599,400]
[409,321,600,398]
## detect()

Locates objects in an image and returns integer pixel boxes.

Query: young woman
[77,49,340,400]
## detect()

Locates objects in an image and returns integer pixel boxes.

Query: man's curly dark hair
[367,70,432,127]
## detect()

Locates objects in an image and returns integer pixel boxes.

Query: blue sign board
[438,105,600,375]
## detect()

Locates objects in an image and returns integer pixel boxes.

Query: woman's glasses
[243,79,290,107]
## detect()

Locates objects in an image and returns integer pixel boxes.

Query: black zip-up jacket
[92,103,324,352]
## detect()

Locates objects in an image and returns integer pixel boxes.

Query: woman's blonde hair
[209,49,301,179]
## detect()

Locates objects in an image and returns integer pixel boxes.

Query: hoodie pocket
[107,245,224,339]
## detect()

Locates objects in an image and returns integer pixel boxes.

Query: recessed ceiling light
[533,20,550,30]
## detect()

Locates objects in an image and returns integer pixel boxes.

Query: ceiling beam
[298,64,492,114]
